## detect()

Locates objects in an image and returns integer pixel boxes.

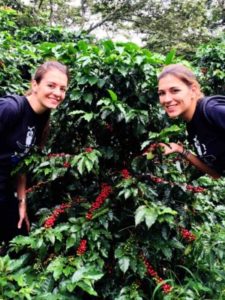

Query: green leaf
[107,89,117,102]
[135,55,144,65]
[124,189,131,199]
[13,273,26,287]
[47,231,55,245]
[77,40,88,51]
[76,280,97,296]
[82,112,95,122]
[159,207,178,216]
[118,257,130,273]
[115,246,124,259]
[63,265,75,277]
[117,103,127,119]
[70,90,82,101]
[39,161,50,167]
[135,205,146,226]
[165,49,176,64]
[144,207,158,228]
[66,235,77,250]
[77,157,85,174]
[84,159,93,172]
[97,78,105,88]
[83,269,104,280]
[69,109,85,116]
[36,238,44,249]
[88,75,98,86]
[83,92,93,104]
[72,266,103,283]
[161,247,172,260]
[52,268,63,281]
[118,66,128,77]
[135,205,158,228]
[184,244,193,255]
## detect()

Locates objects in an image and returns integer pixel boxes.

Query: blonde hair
[26,60,69,96]
[33,60,69,83]
[158,63,204,100]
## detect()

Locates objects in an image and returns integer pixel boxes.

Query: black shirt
[0,95,49,201]
[187,97,225,175]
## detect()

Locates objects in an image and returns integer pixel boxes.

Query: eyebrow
[46,80,67,86]
[158,85,180,90]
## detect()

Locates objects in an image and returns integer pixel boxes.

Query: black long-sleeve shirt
[187,96,225,175]
[0,95,49,202]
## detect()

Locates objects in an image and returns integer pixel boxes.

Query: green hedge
[1,8,225,300]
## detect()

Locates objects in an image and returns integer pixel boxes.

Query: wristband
[181,148,190,158]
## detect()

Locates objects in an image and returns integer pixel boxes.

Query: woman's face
[158,74,196,121]
[32,68,68,112]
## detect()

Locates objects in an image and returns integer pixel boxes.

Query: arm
[159,142,221,179]
[17,173,30,231]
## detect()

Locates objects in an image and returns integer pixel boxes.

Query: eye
[171,88,180,93]
[48,83,55,89]
[60,87,67,92]
[158,90,164,96]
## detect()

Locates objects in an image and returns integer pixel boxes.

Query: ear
[190,83,198,97]
[31,80,38,94]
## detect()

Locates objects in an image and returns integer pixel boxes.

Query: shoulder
[202,95,225,129]
[204,95,225,114]
[0,94,26,120]
[203,95,225,109]
[0,94,25,106]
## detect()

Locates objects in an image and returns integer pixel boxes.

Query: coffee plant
[1,7,225,300]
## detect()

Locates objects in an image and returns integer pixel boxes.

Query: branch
[38,0,44,10]
[86,0,131,33]
[49,0,53,25]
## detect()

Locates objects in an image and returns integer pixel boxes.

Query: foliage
[9,0,225,57]
[1,7,225,299]
[194,36,225,94]
[141,0,210,56]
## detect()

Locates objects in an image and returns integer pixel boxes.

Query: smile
[165,104,177,109]
[49,97,61,102]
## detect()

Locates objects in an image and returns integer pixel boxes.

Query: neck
[26,94,48,114]
[182,99,198,122]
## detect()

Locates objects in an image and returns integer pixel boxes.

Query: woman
[0,60,69,244]
[157,63,225,179]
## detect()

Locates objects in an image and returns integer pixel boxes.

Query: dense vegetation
[1,7,225,300]
[1,0,225,56]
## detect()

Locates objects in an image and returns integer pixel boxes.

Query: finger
[158,142,165,147]
[17,218,23,229]
[164,142,172,149]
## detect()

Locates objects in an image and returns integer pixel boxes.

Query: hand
[142,143,158,155]
[17,201,30,232]
[158,142,183,155]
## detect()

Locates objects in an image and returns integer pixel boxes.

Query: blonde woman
[158,63,225,179]
[0,61,69,244]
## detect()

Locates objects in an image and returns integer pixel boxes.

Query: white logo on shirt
[17,126,36,150]
[11,127,36,164]
[193,135,216,166]
[193,135,207,156]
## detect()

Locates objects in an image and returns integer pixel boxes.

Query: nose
[53,87,62,98]
[160,92,173,104]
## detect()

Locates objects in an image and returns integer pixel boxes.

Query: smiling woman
[154,63,225,179]
[158,74,201,121]
[27,61,68,113]
[0,61,69,247]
